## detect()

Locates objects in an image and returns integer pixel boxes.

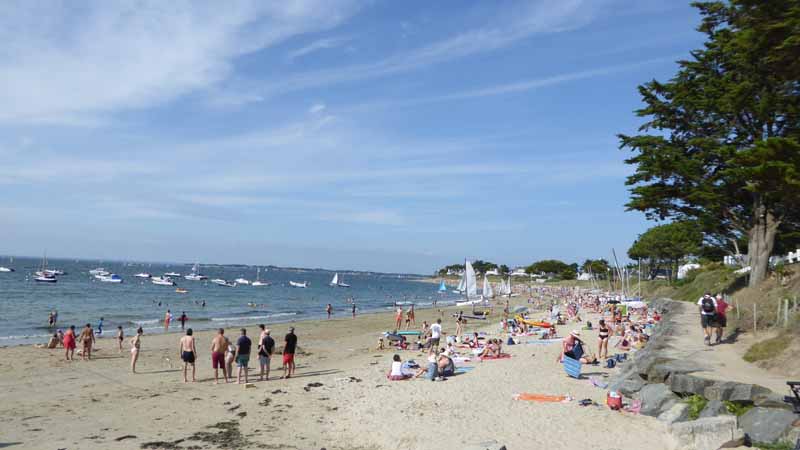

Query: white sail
[330,273,339,286]
[483,275,494,298]
[465,260,478,298]
[456,274,466,292]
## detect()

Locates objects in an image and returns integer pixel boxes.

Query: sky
[0,0,705,274]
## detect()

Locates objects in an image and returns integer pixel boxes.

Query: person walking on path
[713,294,732,344]
[258,328,275,381]
[179,328,197,382]
[210,328,229,384]
[235,328,252,384]
[282,327,298,379]
[697,292,718,346]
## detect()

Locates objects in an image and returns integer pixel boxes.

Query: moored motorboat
[234,278,250,285]
[134,273,152,278]
[0,266,14,272]
[164,271,181,277]
[151,276,176,286]
[98,274,123,283]
[211,278,236,287]
[184,263,207,281]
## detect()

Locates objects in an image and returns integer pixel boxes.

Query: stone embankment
[609,298,798,449]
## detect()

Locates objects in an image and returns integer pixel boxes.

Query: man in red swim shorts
[210,328,229,384]
[282,327,298,379]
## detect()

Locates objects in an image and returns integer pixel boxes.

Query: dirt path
[660,301,788,393]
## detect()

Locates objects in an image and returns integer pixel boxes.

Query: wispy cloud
[287,36,353,60]
[0,0,364,124]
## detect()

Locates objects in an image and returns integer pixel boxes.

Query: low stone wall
[608,298,798,450]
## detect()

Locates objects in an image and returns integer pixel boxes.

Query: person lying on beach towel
[413,350,455,379]
[477,339,500,358]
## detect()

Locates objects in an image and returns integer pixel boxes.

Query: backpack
[572,340,584,360]
[701,297,715,314]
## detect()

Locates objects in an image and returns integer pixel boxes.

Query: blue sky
[0,0,704,274]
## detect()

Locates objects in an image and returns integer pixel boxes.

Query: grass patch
[743,333,792,363]
[755,441,795,450]
[683,394,708,420]
[723,400,753,417]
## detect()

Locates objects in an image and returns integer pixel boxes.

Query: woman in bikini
[79,324,95,361]
[130,327,143,373]
[597,319,610,360]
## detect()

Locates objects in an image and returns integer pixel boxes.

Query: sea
[0,257,457,346]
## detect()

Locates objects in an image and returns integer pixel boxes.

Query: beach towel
[514,393,570,403]
[478,353,511,361]
[562,356,581,379]
[454,366,475,374]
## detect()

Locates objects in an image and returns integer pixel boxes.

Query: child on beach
[117,326,124,353]
[388,354,410,380]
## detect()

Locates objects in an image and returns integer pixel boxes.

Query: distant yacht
[35,274,57,283]
[92,270,111,279]
[235,278,251,285]
[134,272,152,278]
[151,276,176,286]
[98,274,123,283]
[212,278,236,287]
[0,266,14,273]
[251,268,270,286]
[184,263,207,281]
[289,280,308,288]
[164,271,181,277]
[35,252,58,282]
[330,273,350,288]
[89,268,107,275]
[175,288,188,294]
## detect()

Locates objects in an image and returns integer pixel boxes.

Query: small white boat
[164,271,181,277]
[212,279,236,287]
[134,273,152,278]
[251,268,269,286]
[330,273,351,288]
[92,271,111,278]
[89,268,107,275]
[0,266,14,273]
[98,274,123,283]
[184,263,207,281]
[289,281,308,288]
[35,275,57,283]
[151,276,176,286]
[235,278,250,285]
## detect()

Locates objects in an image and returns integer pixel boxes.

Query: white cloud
[287,36,353,60]
[308,103,327,114]
[0,0,364,124]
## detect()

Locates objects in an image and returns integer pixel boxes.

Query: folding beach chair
[563,356,582,379]
[785,381,800,414]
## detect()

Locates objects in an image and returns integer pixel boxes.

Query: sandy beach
[0,298,671,450]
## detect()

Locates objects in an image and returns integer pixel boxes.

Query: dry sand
[0,299,673,450]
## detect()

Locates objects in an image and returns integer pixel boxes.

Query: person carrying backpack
[697,292,717,346]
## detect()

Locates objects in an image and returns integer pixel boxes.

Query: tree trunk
[747,198,780,287]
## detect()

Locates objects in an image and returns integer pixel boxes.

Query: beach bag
[701,297,715,314]
[507,337,515,345]
[606,358,616,369]
[572,341,584,360]
[607,391,623,410]
[426,362,438,381]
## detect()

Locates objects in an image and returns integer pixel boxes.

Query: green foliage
[723,400,753,417]
[684,394,708,420]
[581,259,610,279]
[498,264,510,276]
[526,260,570,275]
[754,441,796,450]
[619,0,800,285]
[629,221,704,281]
[671,267,740,302]
[560,267,577,280]
[437,264,464,276]
[743,333,792,362]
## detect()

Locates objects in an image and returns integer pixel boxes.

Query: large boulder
[637,383,679,416]
[739,407,797,443]
[698,399,730,418]
[668,373,715,396]
[658,402,690,424]
[668,416,741,450]
[753,392,794,410]
[703,381,773,402]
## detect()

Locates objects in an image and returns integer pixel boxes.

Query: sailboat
[455,260,480,306]
[482,274,495,299]
[453,272,466,293]
[184,263,207,281]
[34,253,57,283]
[251,268,270,286]
[330,273,350,288]
[438,280,447,293]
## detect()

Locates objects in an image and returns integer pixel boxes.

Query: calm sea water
[0,257,456,346]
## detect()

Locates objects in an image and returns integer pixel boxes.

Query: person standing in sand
[116,326,124,353]
[430,319,442,354]
[179,328,197,383]
[258,328,275,381]
[130,327,143,373]
[164,310,172,332]
[352,302,357,318]
[234,328,251,384]
[63,325,76,361]
[79,323,95,361]
[210,328,229,384]
[395,307,403,329]
[282,327,298,379]
[408,305,415,326]
[326,303,332,319]
[179,312,188,330]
